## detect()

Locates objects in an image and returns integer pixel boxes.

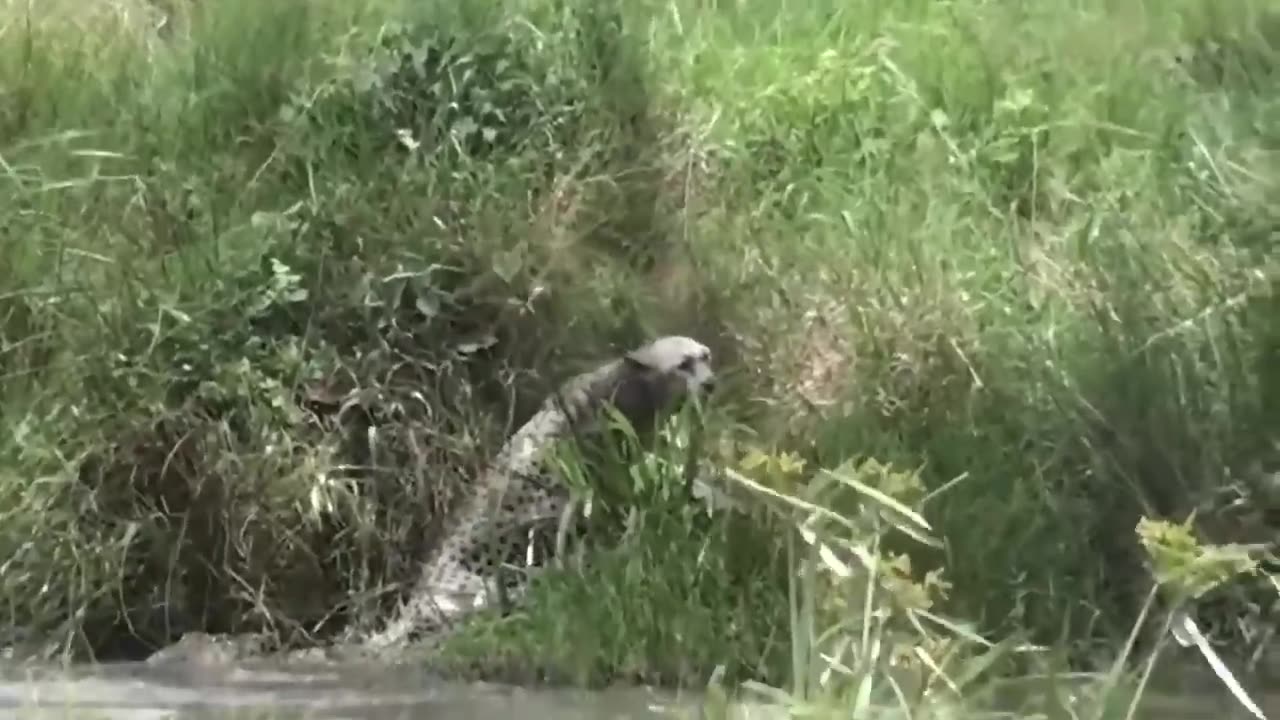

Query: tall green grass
[1,0,1277,704]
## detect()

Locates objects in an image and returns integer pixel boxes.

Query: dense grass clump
[1,0,1277,706]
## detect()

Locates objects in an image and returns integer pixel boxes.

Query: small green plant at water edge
[1122,517,1271,720]
[1137,517,1260,606]
[716,449,1020,717]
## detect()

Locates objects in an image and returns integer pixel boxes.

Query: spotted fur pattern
[362,336,715,652]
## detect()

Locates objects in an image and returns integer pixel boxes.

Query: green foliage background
[0,0,1276,688]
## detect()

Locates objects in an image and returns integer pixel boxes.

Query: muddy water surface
[0,650,1276,719]
[0,658,695,720]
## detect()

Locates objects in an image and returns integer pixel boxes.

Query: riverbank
[1,0,1276,706]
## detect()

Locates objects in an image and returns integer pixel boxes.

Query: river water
[0,650,1276,720]
[0,657,699,720]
